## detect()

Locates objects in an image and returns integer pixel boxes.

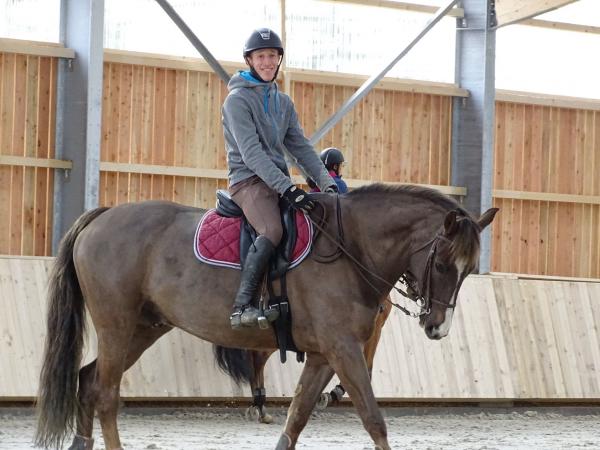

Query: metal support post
[451,0,497,273]
[53,0,104,253]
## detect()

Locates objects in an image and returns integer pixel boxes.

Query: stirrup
[230,305,260,329]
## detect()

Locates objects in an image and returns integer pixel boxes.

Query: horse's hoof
[259,411,274,424]
[245,405,261,421]
[315,392,331,410]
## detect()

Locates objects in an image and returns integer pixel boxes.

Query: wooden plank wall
[1,46,600,281]
[492,102,600,278]
[0,53,56,256]
[2,256,599,400]
[99,62,230,208]
[98,62,452,210]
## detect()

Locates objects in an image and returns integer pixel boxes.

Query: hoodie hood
[228,70,270,91]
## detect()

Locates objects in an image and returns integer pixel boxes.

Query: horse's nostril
[425,325,434,335]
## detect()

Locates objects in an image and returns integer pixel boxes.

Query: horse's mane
[348,183,480,268]
[348,183,464,212]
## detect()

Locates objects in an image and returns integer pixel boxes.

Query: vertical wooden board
[529,105,543,192]
[502,103,515,190]
[398,92,413,183]
[490,198,503,271]
[184,71,200,169]
[427,95,441,184]
[558,109,576,194]
[100,62,111,162]
[152,68,167,168]
[494,103,506,190]
[206,72,222,169]
[573,110,585,196]
[500,199,513,273]
[592,205,600,278]
[493,278,529,396]
[546,201,559,276]
[521,280,555,397]
[370,89,384,181]
[570,283,600,395]
[129,65,144,164]
[34,57,52,256]
[408,93,423,184]
[0,56,12,252]
[386,91,403,182]
[534,281,566,396]
[525,200,541,275]
[117,64,133,205]
[439,96,452,186]
[418,94,431,184]
[12,54,27,156]
[545,281,583,396]
[164,69,177,167]
[540,106,553,193]
[173,71,188,170]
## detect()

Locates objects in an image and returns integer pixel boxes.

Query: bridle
[308,196,459,319]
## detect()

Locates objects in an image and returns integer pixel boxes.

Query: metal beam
[451,0,496,273]
[309,0,459,146]
[495,0,578,28]
[154,0,231,84]
[53,0,104,253]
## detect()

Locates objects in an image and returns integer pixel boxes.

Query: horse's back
[73,201,205,292]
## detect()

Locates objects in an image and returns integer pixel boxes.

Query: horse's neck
[343,196,443,288]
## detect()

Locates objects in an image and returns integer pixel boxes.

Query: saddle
[194,190,310,363]
[215,190,300,279]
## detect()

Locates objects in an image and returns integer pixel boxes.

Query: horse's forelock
[449,217,481,270]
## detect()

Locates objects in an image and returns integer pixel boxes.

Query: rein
[307,197,452,318]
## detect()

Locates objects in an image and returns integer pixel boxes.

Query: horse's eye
[435,262,449,274]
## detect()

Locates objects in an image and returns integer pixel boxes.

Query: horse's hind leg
[70,319,172,449]
[247,350,275,424]
[275,353,334,449]
[364,299,392,378]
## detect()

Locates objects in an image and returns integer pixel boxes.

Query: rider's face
[247,48,281,81]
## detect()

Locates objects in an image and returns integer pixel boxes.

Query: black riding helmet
[243,28,284,57]
[320,147,345,172]
[243,28,284,83]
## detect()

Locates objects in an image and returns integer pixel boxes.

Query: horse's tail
[213,345,252,385]
[35,207,110,450]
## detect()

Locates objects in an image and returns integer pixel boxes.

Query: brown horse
[35,184,497,450]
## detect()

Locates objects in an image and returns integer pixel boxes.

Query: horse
[226,300,393,424]
[35,184,497,450]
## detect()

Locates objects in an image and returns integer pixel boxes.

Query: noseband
[309,197,458,319]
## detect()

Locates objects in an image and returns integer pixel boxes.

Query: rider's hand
[283,185,315,212]
[324,184,338,194]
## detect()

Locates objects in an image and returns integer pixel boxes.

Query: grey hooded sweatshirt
[222,71,335,195]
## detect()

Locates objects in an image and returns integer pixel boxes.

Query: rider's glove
[324,184,339,194]
[282,185,315,212]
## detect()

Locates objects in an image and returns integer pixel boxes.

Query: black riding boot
[230,236,275,329]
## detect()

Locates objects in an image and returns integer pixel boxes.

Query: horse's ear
[444,210,459,236]
[477,208,499,231]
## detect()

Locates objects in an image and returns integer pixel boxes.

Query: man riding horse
[222,28,338,329]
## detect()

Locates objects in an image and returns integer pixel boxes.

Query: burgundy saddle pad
[194,209,312,270]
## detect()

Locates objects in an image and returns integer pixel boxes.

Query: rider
[307,147,348,194]
[222,28,338,329]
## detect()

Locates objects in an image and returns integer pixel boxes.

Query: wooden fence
[2,256,599,400]
[1,42,600,279]
[492,100,600,278]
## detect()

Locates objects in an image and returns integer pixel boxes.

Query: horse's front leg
[326,340,390,450]
[276,353,334,450]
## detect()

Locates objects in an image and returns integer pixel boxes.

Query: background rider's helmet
[243,28,284,57]
[320,147,345,171]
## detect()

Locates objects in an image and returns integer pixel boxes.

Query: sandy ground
[1,406,600,450]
